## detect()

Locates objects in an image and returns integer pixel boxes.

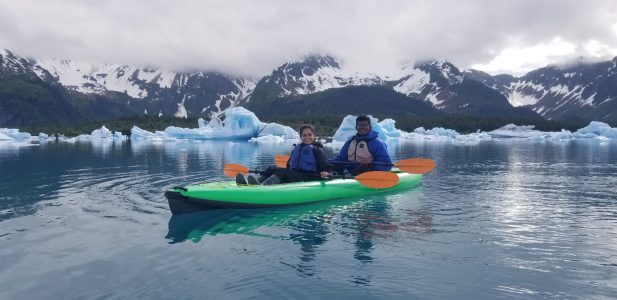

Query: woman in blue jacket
[237,124,332,185]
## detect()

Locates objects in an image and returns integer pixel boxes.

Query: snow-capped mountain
[249,55,383,101]
[36,59,255,112]
[393,60,463,108]
[389,59,536,117]
[466,58,617,123]
[1,49,47,80]
[3,47,617,127]
[0,49,256,125]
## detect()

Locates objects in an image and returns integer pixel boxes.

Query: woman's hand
[320,171,330,179]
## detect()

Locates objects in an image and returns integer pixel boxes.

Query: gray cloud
[1,0,616,77]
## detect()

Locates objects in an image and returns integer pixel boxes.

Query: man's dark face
[356,120,371,135]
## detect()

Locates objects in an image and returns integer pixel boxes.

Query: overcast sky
[1,0,617,77]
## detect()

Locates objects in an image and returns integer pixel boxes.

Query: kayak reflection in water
[236,124,332,185]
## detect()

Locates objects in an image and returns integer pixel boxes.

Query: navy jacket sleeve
[368,138,392,171]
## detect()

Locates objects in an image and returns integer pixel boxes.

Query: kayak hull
[165,172,422,214]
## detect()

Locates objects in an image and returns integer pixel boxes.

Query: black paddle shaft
[328,161,394,167]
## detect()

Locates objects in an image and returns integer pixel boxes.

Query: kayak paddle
[352,171,399,188]
[223,163,258,178]
[274,155,436,174]
[223,163,399,189]
[384,158,435,174]
[274,154,289,168]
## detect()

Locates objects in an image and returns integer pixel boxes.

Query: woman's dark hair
[356,115,371,127]
[299,124,315,134]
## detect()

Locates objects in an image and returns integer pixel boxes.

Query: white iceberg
[488,124,542,138]
[328,114,617,145]
[332,115,394,141]
[487,121,617,140]
[63,126,127,141]
[130,126,172,141]
[331,114,476,142]
[249,135,286,143]
[134,107,298,141]
[257,123,298,139]
[379,119,403,138]
[0,128,32,140]
[164,107,261,140]
[412,127,460,138]
[0,131,14,141]
[573,121,617,139]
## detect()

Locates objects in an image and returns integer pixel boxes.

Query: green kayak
[165,171,422,214]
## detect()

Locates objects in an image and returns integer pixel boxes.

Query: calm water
[1,138,616,299]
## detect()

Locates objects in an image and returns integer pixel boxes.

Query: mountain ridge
[2,48,617,126]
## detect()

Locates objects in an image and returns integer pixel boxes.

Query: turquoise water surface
[1,139,616,299]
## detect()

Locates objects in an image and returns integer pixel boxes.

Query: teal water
[1,139,616,299]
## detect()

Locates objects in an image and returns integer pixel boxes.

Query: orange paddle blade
[274,155,290,168]
[223,163,250,177]
[394,158,436,174]
[354,171,400,189]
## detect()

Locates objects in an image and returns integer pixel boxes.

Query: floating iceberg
[258,123,298,139]
[573,121,617,139]
[0,131,14,141]
[331,115,481,142]
[68,126,126,141]
[332,115,395,141]
[4,108,617,146]
[488,124,542,138]
[133,107,298,142]
[328,115,617,146]
[164,107,261,140]
[249,135,286,143]
[130,126,172,141]
[0,128,31,140]
[487,121,617,140]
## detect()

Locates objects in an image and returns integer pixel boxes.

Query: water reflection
[166,191,433,284]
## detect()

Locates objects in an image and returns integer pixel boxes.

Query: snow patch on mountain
[506,81,546,106]
[262,55,383,98]
[233,78,256,102]
[508,90,540,107]
[211,78,256,114]
[36,59,178,98]
[276,66,382,97]
[433,60,462,83]
[425,92,444,107]
[174,96,188,118]
[393,67,430,95]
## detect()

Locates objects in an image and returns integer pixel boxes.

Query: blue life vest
[288,144,318,173]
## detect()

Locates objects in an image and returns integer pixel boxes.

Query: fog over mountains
[2,48,617,127]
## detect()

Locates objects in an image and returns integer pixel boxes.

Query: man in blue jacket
[330,115,392,175]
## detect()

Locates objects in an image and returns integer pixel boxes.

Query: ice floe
[2,108,617,148]
[329,114,617,145]
[488,124,542,138]
[132,107,298,142]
